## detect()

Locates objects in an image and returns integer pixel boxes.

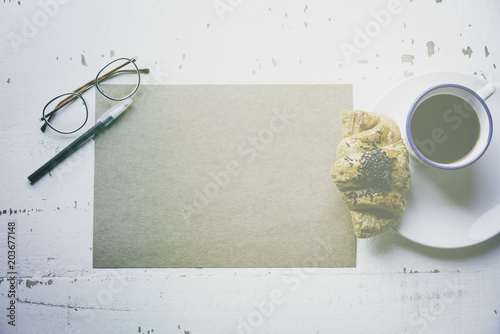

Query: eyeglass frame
[41,57,149,134]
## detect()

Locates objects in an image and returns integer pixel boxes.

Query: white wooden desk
[1,1,499,333]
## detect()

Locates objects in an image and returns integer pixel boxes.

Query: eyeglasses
[40,57,149,134]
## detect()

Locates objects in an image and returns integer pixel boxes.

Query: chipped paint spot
[7,78,11,84]
[26,279,40,289]
[403,268,440,273]
[462,46,473,58]
[436,0,442,3]
[404,71,414,78]
[81,54,87,67]
[426,41,435,57]
[25,279,54,288]
[472,71,487,79]
[304,21,308,28]
[358,59,369,64]
[485,46,490,57]
[401,54,415,65]
[272,58,278,67]
[0,208,43,216]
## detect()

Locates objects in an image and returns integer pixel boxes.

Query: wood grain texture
[1,0,499,333]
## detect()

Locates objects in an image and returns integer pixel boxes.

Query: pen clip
[97,98,133,126]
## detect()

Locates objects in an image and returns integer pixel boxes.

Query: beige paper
[93,84,355,268]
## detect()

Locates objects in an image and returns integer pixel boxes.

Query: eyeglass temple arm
[43,67,149,120]
[44,58,142,116]
[40,63,149,132]
[42,68,150,120]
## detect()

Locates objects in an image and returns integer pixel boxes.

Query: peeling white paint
[1,1,499,333]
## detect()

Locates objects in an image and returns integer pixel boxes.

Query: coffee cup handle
[476,83,496,101]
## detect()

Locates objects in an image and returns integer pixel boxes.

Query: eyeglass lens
[43,93,88,134]
[95,57,141,101]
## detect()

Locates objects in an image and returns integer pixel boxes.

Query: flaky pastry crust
[331,110,411,238]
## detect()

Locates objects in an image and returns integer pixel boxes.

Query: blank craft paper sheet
[93,84,355,268]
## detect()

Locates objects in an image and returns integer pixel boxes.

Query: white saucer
[372,71,500,248]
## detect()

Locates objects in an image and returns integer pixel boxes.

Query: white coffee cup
[406,83,495,169]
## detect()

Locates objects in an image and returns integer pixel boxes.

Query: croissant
[330,110,411,238]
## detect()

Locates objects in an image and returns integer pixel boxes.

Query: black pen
[28,98,133,184]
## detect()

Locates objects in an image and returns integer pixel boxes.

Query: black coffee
[410,94,480,164]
